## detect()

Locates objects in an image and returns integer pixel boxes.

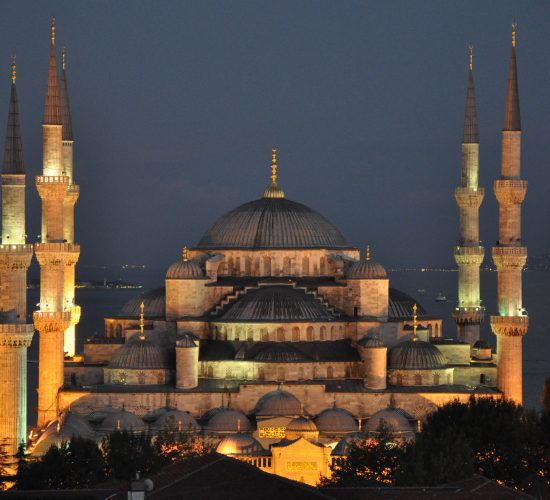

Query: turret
[175,333,199,389]
[490,23,528,404]
[34,19,80,427]
[0,55,34,455]
[452,46,485,345]
[357,334,387,390]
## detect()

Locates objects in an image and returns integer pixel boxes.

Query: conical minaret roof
[43,18,61,125]
[503,24,521,131]
[3,56,24,175]
[59,47,73,140]
[462,47,479,144]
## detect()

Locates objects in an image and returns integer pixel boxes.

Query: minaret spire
[453,45,485,345]
[59,47,73,142]
[3,55,24,175]
[503,22,521,131]
[491,23,528,404]
[44,17,61,126]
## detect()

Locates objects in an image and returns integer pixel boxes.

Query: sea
[25,269,550,426]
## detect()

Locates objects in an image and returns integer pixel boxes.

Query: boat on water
[435,292,447,302]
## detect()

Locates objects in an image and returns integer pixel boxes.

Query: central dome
[197,197,350,249]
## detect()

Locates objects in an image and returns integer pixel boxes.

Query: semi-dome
[254,388,302,417]
[118,287,166,318]
[365,408,413,434]
[204,408,252,433]
[357,335,386,348]
[216,433,264,456]
[153,409,200,432]
[347,248,387,279]
[314,407,358,434]
[285,416,319,441]
[221,286,335,322]
[98,410,147,433]
[197,197,349,250]
[109,338,165,370]
[254,343,309,362]
[388,339,447,370]
[166,260,204,279]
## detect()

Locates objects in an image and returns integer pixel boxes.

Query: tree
[0,439,14,491]
[321,423,405,487]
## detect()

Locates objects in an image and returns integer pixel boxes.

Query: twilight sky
[1,1,549,274]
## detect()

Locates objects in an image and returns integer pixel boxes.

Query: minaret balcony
[452,306,484,326]
[33,311,72,334]
[34,243,80,267]
[453,246,484,266]
[493,179,527,205]
[0,324,34,347]
[1,173,25,186]
[0,244,33,269]
[490,315,528,337]
[454,187,484,208]
[492,247,527,269]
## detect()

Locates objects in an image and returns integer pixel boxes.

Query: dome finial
[62,46,66,71]
[139,301,145,340]
[365,245,371,261]
[182,245,189,262]
[263,147,285,198]
[469,44,473,71]
[412,303,418,341]
[511,21,517,47]
[11,55,16,85]
[237,419,241,433]
[51,17,55,46]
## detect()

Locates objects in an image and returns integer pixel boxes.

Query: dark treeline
[323,393,550,497]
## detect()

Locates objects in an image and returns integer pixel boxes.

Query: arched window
[320,257,327,276]
[327,366,334,378]
[480,373,486,385]
[235,326,243,341]
[302,256,309,276]
[277,328,285,341]
[206,366,213,378]
[262,256,272,276]
[433,373,440,385]
[313,366,318,379]
[330,326,336,340]
[244,257,252,275]
[108,323,114,337]
[228,257,235,275]
[277,367,285,381]
[414,374,422,385]
[435,324,440,336]
[234,257,241,276]
[218,262,227,276]
[345,365,351,377]
[396,374,403,385]
[247,328,254,341]
[320,326,326,340]
[298,367,305,380]
[258,367,265,380]
[253,259,260,276]
[261,328,269,341]
[283,257,291,275]
[116,324,122,337]
[306,326,314,341]
[292,327,300,342]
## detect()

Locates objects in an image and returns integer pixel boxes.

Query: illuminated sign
[258,426,286,439]
[286,462,318,471]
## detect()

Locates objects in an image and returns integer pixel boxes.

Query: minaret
[0,56,34,455]
[490,23,528,404]
[452,46,485,345]
[34,19,80,428]
[59,46,80,357]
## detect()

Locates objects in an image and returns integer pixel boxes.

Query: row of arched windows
[106,323,123,338]
[216,255,334,277]
[202,363,348,381]
[213,324,345,342]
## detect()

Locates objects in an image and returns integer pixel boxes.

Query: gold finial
[11,55,16,84]
[51,17,55,45]
[512,21,517,48]
[62,46,66,71]
[139,301,145,340]
[271,146,278,184]
[182,246,189,262]
[469,45,473,71]
[237,419,241,433]
[365,246,371,261]
[412,303,418,341]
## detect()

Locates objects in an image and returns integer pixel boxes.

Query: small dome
[473,340,489,349]
[254,343,309,362]
[216,433,264,456]
[254,389,302,417]
[357,335,386,348]
[176,332,198,348]
[285,416,319,441]
[347,252,387,279]
[221,286,335,322]
[118,287,166,318]
[33,413,94,455]
[153,409,200,433]
[365,408,413,434]
[204,408,252,434]
[166,259,204,280]
[98,410,146,433]
[388,339,447,370]
[332,432,366,456]
[315,407,358,434]
[109,338,165,369]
